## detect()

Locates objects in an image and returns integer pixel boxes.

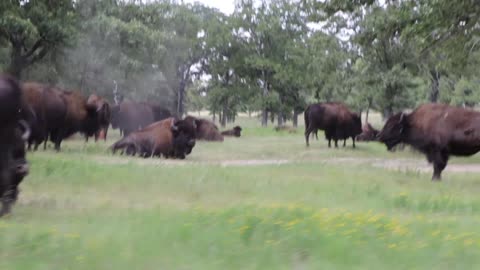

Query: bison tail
[304,106,310,131]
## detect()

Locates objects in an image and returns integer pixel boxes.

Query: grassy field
[1,115,480,270]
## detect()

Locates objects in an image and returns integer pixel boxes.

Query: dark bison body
[304,102,362,148]
[0,75,30,217]
[221,126,242,137]
[21,83,66,150]
[111,101,172,136]
[111,117,196,159]
[22,83,101,151]
[86,94,111,142]
[51,89,101,150]
[184,116,224,141]
[378,103,480,180]
[356,123,379,142]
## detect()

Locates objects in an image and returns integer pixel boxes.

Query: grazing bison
[111,117,196,159]
[184,116,224,141]
[378,103,480,181]
[0,75,30,217]
[221,126,242,137]
[110,101,172,137]
[304,102,362,148]
[356,123,379,142]
[86,94,111,142]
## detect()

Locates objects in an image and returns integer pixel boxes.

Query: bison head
[352,113,362,137]
[233,126,242,137]
[378,112,408,151]
[171,119,197,158]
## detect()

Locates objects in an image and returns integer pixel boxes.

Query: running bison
[304,102,362,148]
[378,103,480,180]
[184,116,224,141]
[221,126,242,137]
[86,94,111,142]
[111,117,196,159]
[110,101,172,136]
[0,75,30,217]
[356,123,379,142]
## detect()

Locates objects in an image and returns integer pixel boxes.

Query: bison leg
[305,126,316,147]
[429,150,449,181]
[352,136,356,148]
[0,189,14,217]
[334,139,338,148]
[104,127,109,142]
[343,139,346,147]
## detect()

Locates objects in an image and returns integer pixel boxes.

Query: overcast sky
[184,0,235,14]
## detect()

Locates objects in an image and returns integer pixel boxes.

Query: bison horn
[399,112,406,123]
[18,120,31,141]
[171,121,179,131]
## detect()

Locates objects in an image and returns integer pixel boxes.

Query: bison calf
[184,116,224,141]
[221,126,242,137]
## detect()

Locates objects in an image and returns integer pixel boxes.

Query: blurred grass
[1,114,480,269]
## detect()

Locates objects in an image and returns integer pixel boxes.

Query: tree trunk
[277,113,284,127]
[270,112,275,124]
[212,111,216,122]
[177,79,186,118]
[292,110,299,127]
[429,69,441,103]
[261,71,268,127]
[221,103,227,128]
[365,107,370,124]
[262,109,268,127]
[8,47,26,79]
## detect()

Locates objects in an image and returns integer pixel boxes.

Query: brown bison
[21,83,100,151]
[111,117,196,159]
[378,103,480,181]
[221,126,242,137]
[86,94,111,142]
[356,123,379,142]
[0,75,30,217]
[184,116,224,141]
[48,89,101,150]
[110,101,172,136]
[304,102,362,148]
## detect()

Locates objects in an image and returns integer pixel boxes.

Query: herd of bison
[1,74,480,217]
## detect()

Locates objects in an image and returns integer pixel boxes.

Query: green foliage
[0,0,77,78]
[1,0,479,122]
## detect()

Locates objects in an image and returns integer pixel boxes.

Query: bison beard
[86,94,111,142]
[304,102,362,148]
[111,118,196,159]
[0,75,30,217]
[378,103,480,181]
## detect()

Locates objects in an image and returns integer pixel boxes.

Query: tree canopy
[1,0,479,123]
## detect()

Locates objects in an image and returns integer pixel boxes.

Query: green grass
[1,116,480,269]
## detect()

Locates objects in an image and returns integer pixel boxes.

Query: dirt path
[93,156,480,174]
